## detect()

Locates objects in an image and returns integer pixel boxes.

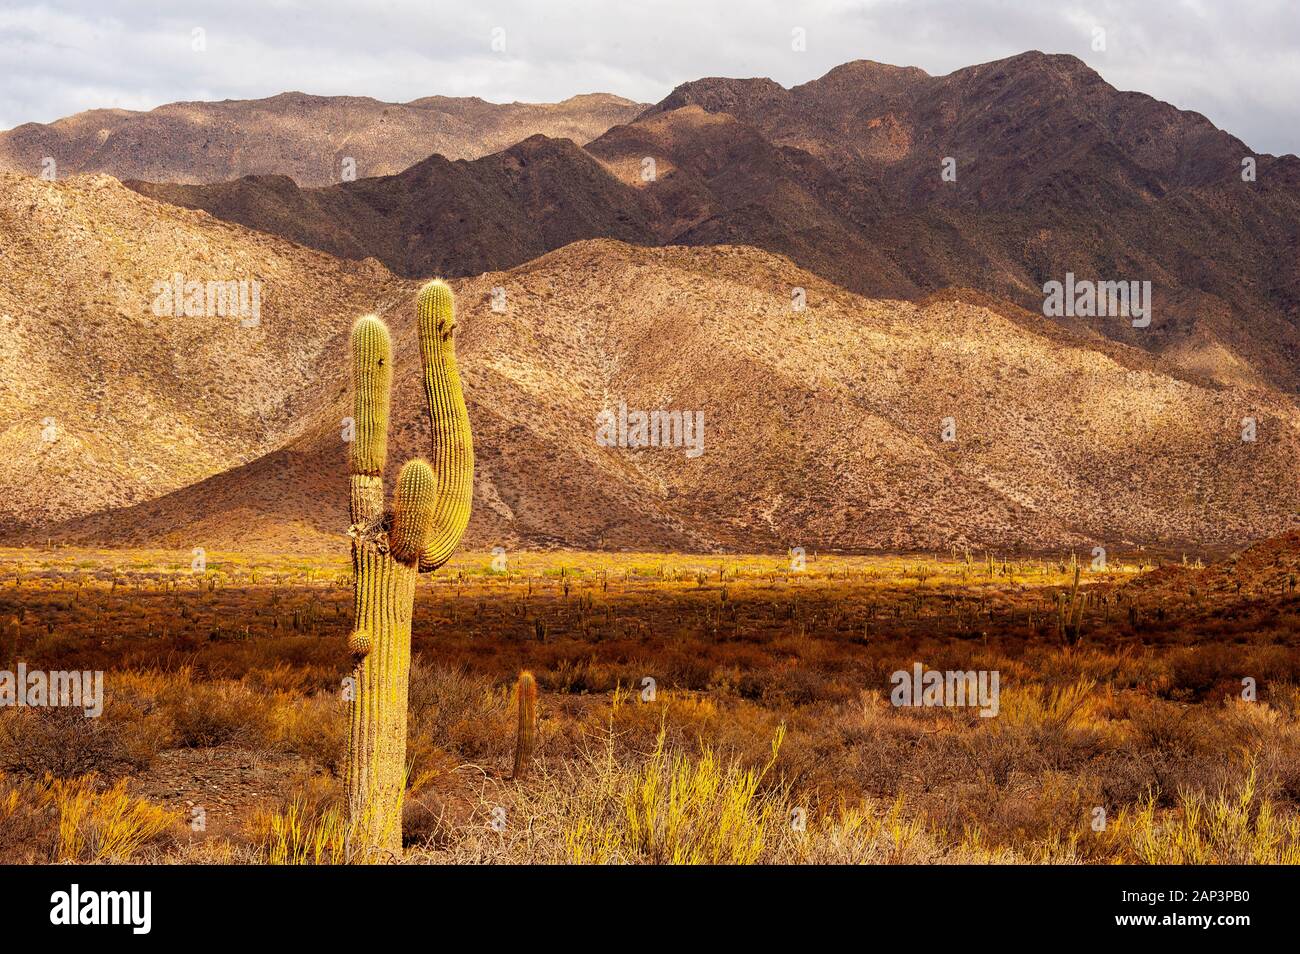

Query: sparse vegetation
[0,539,1296,864]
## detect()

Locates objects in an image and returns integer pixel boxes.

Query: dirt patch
[131,746,316,841]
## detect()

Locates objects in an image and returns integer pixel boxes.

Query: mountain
[0,92,645,186]
[126,52,1300,394]
[5,175,1295,553]
[644,53,1250,198]
[134,135,658,278]
[0,172,406,532]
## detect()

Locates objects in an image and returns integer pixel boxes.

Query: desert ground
[2,535,1298,864]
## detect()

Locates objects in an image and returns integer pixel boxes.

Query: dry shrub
[1165,644,1244,700]
[1211,698,1289,753]
[0,667,172,777]
[270,692,346,772]
[161,676,272,748]
[245,662,315,695]
[760,666,852,707]
[982,678,1108,772]
[401,784,457,849]
[927,772,1095,860]
[0,705,166,777]
[407,661,509,768]
[1123,694,1203,757]
[0,774,57,863]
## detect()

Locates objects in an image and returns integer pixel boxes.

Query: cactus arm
[414,280,474,572]
[389,459,436,564]
[349,314,392,525]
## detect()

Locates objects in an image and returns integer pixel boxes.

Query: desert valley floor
[2,538,1298,864]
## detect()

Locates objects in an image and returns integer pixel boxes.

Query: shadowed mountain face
[645,53,1255,199]
[3,175,1297,553]
[127,52,1300,393]
[0,91,646,186]
[134,136,659,279]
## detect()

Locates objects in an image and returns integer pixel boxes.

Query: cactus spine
[512,670,538,780]
[345,280,473,860]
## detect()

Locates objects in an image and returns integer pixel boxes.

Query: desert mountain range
[127,52,1300,397]
[1,52,1297,553]
[0,92,645,186]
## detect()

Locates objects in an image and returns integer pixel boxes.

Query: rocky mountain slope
[0,172,408,533]
[126,52,1300,395]
[0,92,645,186]
[5,175,1295,553]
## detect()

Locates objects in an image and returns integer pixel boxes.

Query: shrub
[270,692,346,772]
[0,705,167,777]
[161,678,272,748]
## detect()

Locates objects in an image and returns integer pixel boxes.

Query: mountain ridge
[117,51,1300,394]
[0,91,646,187]
[3,174,1296,553]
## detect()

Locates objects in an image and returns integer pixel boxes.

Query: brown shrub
[0,702,167,778]
[161,678,273,748]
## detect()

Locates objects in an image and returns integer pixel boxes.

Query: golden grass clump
[256,795,352,865]
[44,774,177,862]
[564,724,786,864]
[1115,762,1300,865]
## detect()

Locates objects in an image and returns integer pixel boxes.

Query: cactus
[1056,563,1088,645]
[512,671,538,780]
[345,280,473,860]
[6,615,18,669]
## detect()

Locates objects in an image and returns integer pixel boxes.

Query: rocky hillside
[6,176,1294,552]
[0,172,409,533]
[0,92,645,186]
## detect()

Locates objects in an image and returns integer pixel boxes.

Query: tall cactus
[345,280,473,860]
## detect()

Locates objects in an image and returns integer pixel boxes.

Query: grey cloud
[1,0,1296,155]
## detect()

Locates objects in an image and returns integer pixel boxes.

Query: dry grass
[0,772,177,863]
[0,546,1297,864]
[255,795,351,865]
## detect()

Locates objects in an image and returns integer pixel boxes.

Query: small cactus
[1057,563,1087,645]
[344,280,473,860]
[512,671,538,780]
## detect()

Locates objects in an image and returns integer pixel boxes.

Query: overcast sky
[2,0,1296,155]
